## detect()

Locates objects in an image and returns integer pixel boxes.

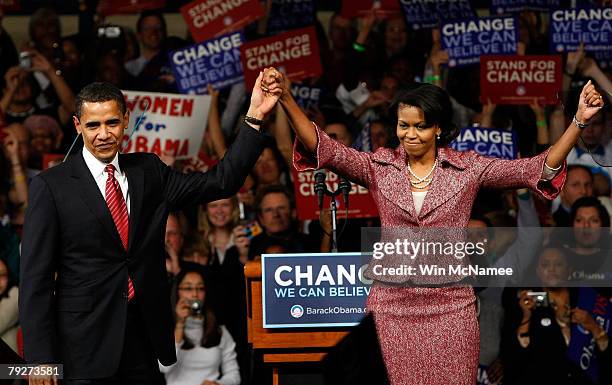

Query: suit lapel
[418,148,467,219]
[119,154,144,252]
[372,147,418,220]
[70,152,124,248]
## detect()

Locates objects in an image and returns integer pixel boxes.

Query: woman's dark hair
[171,267,221,349]
[389,83,459,146]
[570,196,611,228]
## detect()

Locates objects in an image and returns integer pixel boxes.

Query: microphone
[339,177,351,208]
[314,168,327,209]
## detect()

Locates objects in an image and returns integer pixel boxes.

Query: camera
[19,52,32,69]
[526,291,549,307]
[188,299,203,316]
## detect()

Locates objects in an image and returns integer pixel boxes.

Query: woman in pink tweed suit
[262,68,604,385]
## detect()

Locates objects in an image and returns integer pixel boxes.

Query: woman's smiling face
[396,104,440,158]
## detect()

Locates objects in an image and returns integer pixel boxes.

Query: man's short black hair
[136,10,167,35]
[75,82,126,119]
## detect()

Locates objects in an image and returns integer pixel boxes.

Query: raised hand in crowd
[27,49,76,119]
[0,66,26,114]
[478,98,496,128]
[529,98,549,148]
[425,29,448,87]
[206,84,227,158]
[232,225,250,264]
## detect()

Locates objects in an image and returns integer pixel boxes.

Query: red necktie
[104,164,135,301]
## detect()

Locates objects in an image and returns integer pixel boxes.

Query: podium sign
[261,253,371,328]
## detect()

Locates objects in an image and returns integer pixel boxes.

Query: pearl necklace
[407,159,437,189]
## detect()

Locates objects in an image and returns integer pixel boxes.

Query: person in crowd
[555,196,611,282]
[166,212,186,278]
[266,65,603,384]
[181,232,209,267]
[26,7,62,65]
[126,10,173,92]
[199,197,249,266]
[22,114,63,170]
[125,10,166,78]
[252,142,291,190]
[2,123,31,226]
[95,50,138,90]
[60,35,86,93]
[19,75,277,383]
[503,246,611,385]
[1,50,75,127]
[161,267,240,385]
[554,165,594,227]
[248,184,314,260]
[0,257,18,353]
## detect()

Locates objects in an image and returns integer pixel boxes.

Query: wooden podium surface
[244,260,350,383]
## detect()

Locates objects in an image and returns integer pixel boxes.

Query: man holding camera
[20,76,279,384]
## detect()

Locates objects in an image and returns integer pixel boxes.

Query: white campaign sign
[122,90,211,159]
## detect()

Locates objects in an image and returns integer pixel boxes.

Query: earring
[436,134,441,140]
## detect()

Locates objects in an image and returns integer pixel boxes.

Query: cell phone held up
[19,52,32,70]
[526,291,550,308]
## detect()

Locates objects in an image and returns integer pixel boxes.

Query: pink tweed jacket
[294,125,566,227]
[293,125,567,283]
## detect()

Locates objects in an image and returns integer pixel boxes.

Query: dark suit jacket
[19,123,265,379]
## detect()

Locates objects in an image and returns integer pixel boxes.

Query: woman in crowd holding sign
[261,67,605,384]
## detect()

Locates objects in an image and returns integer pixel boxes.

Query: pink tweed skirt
[367,285,479,385]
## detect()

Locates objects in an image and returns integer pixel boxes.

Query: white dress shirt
[82,146,131,215]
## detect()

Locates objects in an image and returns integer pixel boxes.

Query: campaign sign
[441,16,519,67]
[549,8,612,52]
[477,365,492,385]
[399,0,475,30]
[291,83,321,110]
[490,0,560,15]
[240,26,322,88]
[480,55,562,105]
[170,32,244,95]
[122,91,211,159]
[96,0,165,15]
[450,126,518,160]
[180,0,265,42]
[267,0,315,34]
[291,168,379,221]
[262,253,371,328]
[340,0,402,19]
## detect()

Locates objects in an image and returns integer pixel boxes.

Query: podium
[244,260,350,384]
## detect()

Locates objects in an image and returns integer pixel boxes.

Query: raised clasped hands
[576,80,605,124]
[260,67,291,104]
[247,67,284,121]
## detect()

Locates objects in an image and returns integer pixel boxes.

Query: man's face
[139,15,165,51]
[560,168,593,208]
[258,192,292,235]
[325,123,353,147]
[73,100,128,163]
[581,114,604,147]
[165,215,184,254]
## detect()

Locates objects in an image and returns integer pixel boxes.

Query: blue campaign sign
[267,0,315,34]
[169,32,244,95]
[261,253,372,328]
[490,0,560,15]
[549,8,612,53]
[441,16,518,67]
[450,126,518,160]
[399,0,475,30]
[290,83,321,111]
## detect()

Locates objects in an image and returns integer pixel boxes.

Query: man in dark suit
[20,75,279,384]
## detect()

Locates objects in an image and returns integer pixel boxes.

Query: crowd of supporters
[1,2,612,385]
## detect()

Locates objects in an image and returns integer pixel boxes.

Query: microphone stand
[316,183,348,253]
